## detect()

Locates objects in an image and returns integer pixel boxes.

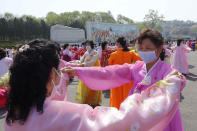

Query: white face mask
[48,69,63,100]
[86,46,91,51]
[138,51,157,64]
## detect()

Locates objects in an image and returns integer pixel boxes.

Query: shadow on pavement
[0,107,6,119]
[189,65,195,69]
[180,93,184,102]
[186,73,197,81]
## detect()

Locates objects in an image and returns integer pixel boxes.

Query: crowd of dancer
[0,28,196,131]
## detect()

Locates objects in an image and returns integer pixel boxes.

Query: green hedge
[0,41,19,48]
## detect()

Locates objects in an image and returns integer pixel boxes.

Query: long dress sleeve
[75,63,134,91]
[71,74,182,131]
[5,57,13,66]
[51,60,82,101]
[80,52,86,63]
[60,59,81,68]
[4,72,183,131]
[182,44,191,53]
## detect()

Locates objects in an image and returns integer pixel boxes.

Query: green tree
[117,14,134,24]
[144,9,164,30]
[0,18,7,40]
[4,12,14,21]
[97,11,116,23]
[135,22,147,31]
[46,12,59,25]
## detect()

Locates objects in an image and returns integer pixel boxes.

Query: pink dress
[164,48,172,65]
[172,44,191,74]
[5,74,182,131]
[51,59,80,101]
[75,60,185,131]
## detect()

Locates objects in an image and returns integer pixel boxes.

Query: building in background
[50,24,85,45]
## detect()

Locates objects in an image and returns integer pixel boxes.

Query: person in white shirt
[80,41,99,67]
[0,48,13,77]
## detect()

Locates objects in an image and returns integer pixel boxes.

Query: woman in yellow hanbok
[75,41,102,107]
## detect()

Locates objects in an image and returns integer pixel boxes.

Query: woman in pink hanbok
[163,43,172,65]
[172,39,191,75]
[63,29,185,131]
[5,39,184,131]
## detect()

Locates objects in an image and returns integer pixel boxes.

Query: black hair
[117,37,129,51]
[177,39,184,46]
[0,48,6,60]
[130,39,135,44]
[6,39,60,125]
[85,40,94,49]
[137,29,165,61]
[63,44,69,49]
[81,42,85,46]
[159,49,166,61]
[54,42,61,56]
[101,41,108,50]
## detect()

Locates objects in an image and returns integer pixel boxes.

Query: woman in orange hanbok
[108,37,142,109]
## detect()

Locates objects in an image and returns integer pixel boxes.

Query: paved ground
[0,51,197,131]
[179,51,197,131]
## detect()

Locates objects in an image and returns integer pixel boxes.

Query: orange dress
[108,48,142,109]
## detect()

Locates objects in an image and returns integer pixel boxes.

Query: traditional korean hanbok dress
[5,70,183,131]
[0,72,10,107]
[0,57,13,77]
[76,50,102,107]
[63,48,72,62]
[108,48,141,109]
[75,59,186,131]
[172,44,191,74]
[100,49,114,67]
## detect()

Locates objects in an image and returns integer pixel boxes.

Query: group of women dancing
[0,28,193,131]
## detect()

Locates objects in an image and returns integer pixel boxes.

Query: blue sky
[0,0,197,22]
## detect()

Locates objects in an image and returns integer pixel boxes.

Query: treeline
[0,11,134,41]
[0,13,49,41]
[162,20,197,39]
[0,10,197,42]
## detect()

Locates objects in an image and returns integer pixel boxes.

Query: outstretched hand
[164,70,184,85]
[61,67,76,76]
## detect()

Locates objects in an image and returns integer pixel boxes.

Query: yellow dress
[195,42,197,49]
[129,46,137,52]
[75,51,102,106]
